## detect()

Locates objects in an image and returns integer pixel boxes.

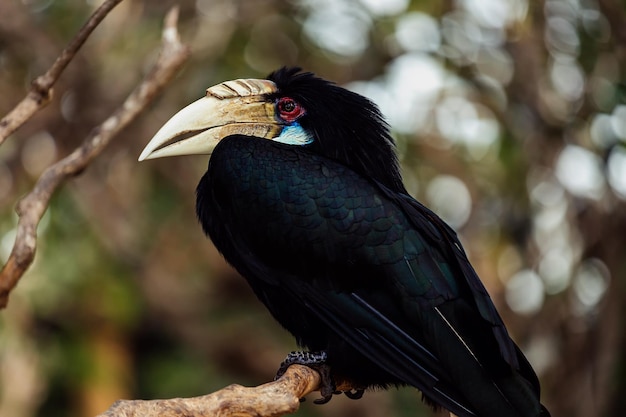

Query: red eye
[277,97,305,122]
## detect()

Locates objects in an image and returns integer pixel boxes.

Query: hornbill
[139,67,550,417]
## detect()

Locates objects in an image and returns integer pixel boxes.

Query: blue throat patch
[275,123,314,146]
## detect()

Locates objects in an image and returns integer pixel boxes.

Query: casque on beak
[139,78,280,161]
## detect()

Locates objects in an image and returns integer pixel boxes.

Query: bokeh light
[301,0,372,58]
[607,146,626,199]
[394,12,441,53]
[572,259,610,314]
[359,0,408,16]
[20,131,57,178]
[505,269,545,315]
[425,175,472,229]
[555,145,605,199]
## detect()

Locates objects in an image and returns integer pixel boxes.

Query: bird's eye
[277,97,305,122]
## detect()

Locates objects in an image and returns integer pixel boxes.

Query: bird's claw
[275,351,366,404]
[312,363,336,404]
[275,351,338,404]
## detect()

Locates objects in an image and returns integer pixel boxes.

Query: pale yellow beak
[139,78,280,161]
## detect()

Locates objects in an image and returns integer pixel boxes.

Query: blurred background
[0,0,625,416]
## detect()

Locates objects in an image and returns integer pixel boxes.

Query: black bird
[139,67,549,417]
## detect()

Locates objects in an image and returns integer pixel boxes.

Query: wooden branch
[0,7,191,308]
[0,0,125,146]
[97,365,321,417]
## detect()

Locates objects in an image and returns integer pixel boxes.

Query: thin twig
[0,0,124,146]
[97,365,321,417]
[0,6,190,308]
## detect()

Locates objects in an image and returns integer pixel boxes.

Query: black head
[267,67,406,193]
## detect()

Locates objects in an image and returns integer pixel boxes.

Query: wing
[202,137,542,417]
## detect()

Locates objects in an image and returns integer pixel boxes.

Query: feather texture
[197,133,548,417]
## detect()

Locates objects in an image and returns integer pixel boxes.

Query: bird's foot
[275,351,339,404]
[275,351,329,378]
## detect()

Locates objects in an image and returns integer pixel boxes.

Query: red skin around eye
[277,97,306,123]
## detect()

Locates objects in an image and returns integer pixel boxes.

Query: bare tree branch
[0,6,191,308]
[97,365,321,417]
[0,0,124,146]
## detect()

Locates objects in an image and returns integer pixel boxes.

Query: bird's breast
[198,135,416,279]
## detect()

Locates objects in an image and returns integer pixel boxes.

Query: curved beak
[139,78,279,161]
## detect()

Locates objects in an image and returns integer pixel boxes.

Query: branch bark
[0,6,191,308]
[0,0,124,146]
[97,365,321,417]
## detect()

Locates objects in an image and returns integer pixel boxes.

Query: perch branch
[0,0,125,146]
[0,7,191,308]
[97,365,321,417]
